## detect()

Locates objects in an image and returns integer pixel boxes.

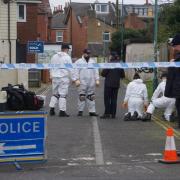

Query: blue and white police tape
[0,62,180,69]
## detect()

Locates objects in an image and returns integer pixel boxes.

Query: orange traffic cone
[159,128,180,164]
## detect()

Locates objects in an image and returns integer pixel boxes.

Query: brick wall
[71,10,88,58]
[37,14,48,41]
[17,4,38,63]
[88,17,116,43]
[17,4,38,43]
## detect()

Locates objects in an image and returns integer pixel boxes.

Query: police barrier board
[0,62,180,70]
[0,111,47,163]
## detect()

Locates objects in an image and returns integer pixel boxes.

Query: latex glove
[75,80,80,87]
[144,103,149,111]
[96,80,100,87]
[122,102,128,109]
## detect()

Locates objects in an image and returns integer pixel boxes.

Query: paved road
[1,80,180,180]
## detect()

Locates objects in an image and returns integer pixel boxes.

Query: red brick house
[50,6,69,44]
[63,2,154,59]
[16,0,52,63]
[64,2,117,58]
[16,0,52,84]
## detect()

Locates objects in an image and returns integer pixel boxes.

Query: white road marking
[145,153,162,156]
[91,116,104,165]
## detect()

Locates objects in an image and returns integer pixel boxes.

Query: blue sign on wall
[27,41,44,53]
[0,111,47,162]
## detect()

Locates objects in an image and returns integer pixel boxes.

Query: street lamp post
[153,0,159,91]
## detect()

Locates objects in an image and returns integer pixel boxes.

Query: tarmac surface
[1,79,180,180]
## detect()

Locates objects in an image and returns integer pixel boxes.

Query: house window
[134,8,139,15]
[95,4,109,13]
[17,4,26,22]
[139,9,143,16]
[143,8,148,16]
[56,31,63,42]
[103,32,110,42]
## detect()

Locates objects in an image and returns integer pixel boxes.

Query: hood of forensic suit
[133,79,143,84]
[57,51,69,57]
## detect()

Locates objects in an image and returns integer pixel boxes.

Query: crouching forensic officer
[49,43,72,117]
[143,73,175,122]
[72,49,100,116]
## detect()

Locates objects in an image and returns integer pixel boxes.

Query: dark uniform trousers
[104,86,119,117]
[176,98,180,127]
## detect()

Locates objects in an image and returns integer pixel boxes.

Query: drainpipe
[3,0,11,63]
[70,1,73,57]
[8,0,11,64]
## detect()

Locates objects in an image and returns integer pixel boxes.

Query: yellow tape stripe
[0,156,45,163]
[0,115,47,119]
[152,115,180,139]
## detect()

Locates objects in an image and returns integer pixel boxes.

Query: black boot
[111,115,116,119]
[142,112,151,122]
[77,111,83,116]
[100,114,111,119]
[131,111,139,121]
[59,110,70,117]
[124,112,131,121]
[49,108,55,116]
[89,112,98,117]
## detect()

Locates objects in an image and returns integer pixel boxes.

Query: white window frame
[103,32,110,42]
[17,4,26,22]
[56,31,63,43]
[95,4,109,13]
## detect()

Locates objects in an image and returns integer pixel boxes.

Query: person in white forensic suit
[143,73,176,121]
[49,44,72,117]
[123,73,148,121]
[72,49,100,116]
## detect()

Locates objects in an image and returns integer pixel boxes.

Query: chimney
[146,0,148,4]
[53,5,63,14]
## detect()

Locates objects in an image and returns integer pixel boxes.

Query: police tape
[0,62,180,69]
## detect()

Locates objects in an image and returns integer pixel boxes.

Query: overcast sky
[49,0,151,9]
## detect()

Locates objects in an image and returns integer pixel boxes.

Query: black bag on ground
[1,84,44,111]
[24,91,44,110]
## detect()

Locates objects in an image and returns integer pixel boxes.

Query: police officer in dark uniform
[100,52,125,119]
[165,34,180,128]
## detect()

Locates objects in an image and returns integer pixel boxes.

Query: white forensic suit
[49,51,72,111]
[124,79,148,117]
[146,79,175,121]
[73,56,99,113]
